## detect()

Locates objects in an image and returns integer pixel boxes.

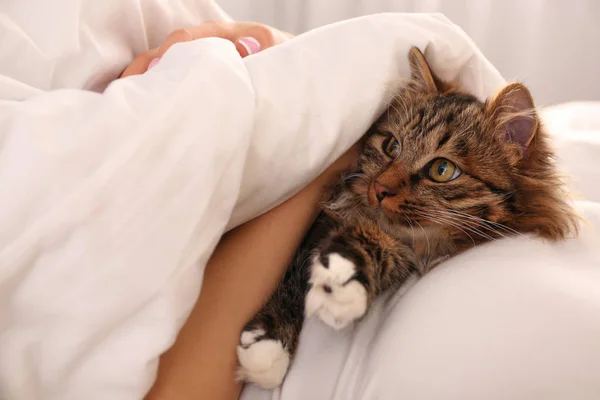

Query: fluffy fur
[236,47,578,389]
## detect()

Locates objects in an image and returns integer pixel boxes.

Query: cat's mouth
[367,182,403,216]
[361,186,439,232]
[360,181,429,227]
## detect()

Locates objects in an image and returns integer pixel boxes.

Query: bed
[0,1,598,399]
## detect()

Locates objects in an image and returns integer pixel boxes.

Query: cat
[236,47,577,389]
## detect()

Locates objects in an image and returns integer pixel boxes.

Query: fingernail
[147,57,160,71]
[238,37,261,56]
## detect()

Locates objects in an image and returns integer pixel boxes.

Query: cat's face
[333,47,573,245]
[344,48,543,238]
[353,92,515,230]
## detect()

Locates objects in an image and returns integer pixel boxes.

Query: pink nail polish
[238,37,261,56]
[147,58,160,71]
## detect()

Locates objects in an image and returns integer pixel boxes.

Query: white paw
[305,253,368,330]
[237,329,290,389]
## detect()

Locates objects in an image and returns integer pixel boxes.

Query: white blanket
[0,1,598,399]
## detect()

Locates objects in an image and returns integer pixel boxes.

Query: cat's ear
[408,47,438,93]
[487,83,538,153]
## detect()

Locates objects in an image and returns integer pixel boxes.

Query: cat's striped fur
[236,48,577,389]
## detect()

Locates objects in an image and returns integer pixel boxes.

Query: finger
[156,28,195,58]
[235,37,261,57]
[120,22,231,79]
[121,22,292,79]
[157,22,285,59]
[155,21,235,58]
[231,24,280,57]
[120,48,159,78]
[174,21,282,58]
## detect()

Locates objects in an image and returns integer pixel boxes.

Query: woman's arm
[145,146,358,400]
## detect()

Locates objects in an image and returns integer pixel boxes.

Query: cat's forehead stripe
[435,131,452,151]
[431,93,480,110]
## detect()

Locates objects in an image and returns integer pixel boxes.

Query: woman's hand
[145,144,359,400]
[120,21,293,78]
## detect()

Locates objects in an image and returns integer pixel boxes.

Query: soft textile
[0,1,598,400]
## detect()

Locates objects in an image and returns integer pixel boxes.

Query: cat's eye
[382,136,401,158]
[428,158,462,182]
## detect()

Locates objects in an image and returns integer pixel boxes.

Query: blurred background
[218,0,600,106]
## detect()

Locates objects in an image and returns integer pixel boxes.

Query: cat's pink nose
[374,182,396,203]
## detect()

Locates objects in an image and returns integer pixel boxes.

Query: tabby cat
[236,47,577,389]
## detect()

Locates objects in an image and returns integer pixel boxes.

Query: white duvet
[0,1,599,400]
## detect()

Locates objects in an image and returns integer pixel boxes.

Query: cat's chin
[357,194,422,230]
[364,205,408,228]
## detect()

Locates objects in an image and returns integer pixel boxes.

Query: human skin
[144,147,358,400]
[120,20,293,77]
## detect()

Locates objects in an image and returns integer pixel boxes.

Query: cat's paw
[237,328,290,389]
[305,253,368,330]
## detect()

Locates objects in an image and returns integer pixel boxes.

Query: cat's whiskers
[416,212,476,247]
[342,172,366,182]
[426,210,498,241]
[444,209,524,237]
[415,210,496,242]
[413,220,431,254]
[404,204,514,239]
[428,210,506,238]
[403,216,417,248]
[435,209,523,238]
